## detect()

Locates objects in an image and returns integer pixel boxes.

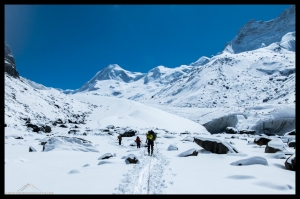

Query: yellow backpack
[147,130,156,141]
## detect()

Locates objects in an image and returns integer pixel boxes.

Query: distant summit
[189,56,210,67]
[48,5,294,108]
[92,64,145,83]
[75,64,145,92]
[143,65,192,84]
[223,5,295,54]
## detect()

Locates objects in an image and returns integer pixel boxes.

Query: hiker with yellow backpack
[145,130,156,156]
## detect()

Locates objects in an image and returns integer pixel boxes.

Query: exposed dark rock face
[239,129,256,135]
[184,150,198,157]
[126,157,138,164]
[29,146,37,152]
[285,129,296,135]
[265,145,282,153]
[100,154,113,160]
[43,125,52,133]
[26,123,52,133]
[194,137,238,154]
[264,138,288,153]
[225,127,238,134]
[5,43,19,78]
[288,141,296,148]
[68,129,79,134]
[52,119,64,126]
[26,123,40,132]
[285,154,296,171]
[254,137,272,146]
[122,129,137,137]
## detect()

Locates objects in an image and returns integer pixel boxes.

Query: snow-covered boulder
[194,135,239,154]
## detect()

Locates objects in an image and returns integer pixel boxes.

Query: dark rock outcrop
[285,129,296,136]
[285,154,296,171]
[5,43,19,78]
[194,137,238,154]
[265,145,282,153]
[122,129,137,137]
[288,141,296,148]
[254,137,272,146]
[52,119,64,126]
[68,129,79,134]
[26,123,52,133]
[38,125,52,133]
[26,123,40,132]
[43,125,52,133]
[225,127,238,134]
[184,150,198,157]
[29,146,37,152]
[126,157,138,164]
[265,137,288,153]
[239,129,256,135]
[98,153,113,160]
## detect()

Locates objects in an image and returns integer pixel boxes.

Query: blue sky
[5,4,292,90]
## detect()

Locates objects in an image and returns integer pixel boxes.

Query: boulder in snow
[194,135,238,154]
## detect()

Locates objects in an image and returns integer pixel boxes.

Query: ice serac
[5,43,19,78]
[223,5,295,54]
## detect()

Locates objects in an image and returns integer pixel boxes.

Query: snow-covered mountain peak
[143,65,192,84]
[223,5,295,54]
[264,31,295,52]
[74,64,145,92]
[106,64,122,70]
[147,65,167,75]
[189,56,211,67]
[278,31,295,51]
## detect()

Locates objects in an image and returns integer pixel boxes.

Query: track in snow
[114,148,169,194]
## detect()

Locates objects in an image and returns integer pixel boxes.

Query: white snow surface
[5,85,295,194]
[5,6,295,194]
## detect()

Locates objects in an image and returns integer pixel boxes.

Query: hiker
[135,136,141,148]
[117,134,122,145]
[145,130,156,156]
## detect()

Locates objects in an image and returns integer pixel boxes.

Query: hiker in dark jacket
[145,130,156,156]
[135,136,141,148]
[117,134,122,145]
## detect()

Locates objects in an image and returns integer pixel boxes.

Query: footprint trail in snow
[114,149,169,194]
